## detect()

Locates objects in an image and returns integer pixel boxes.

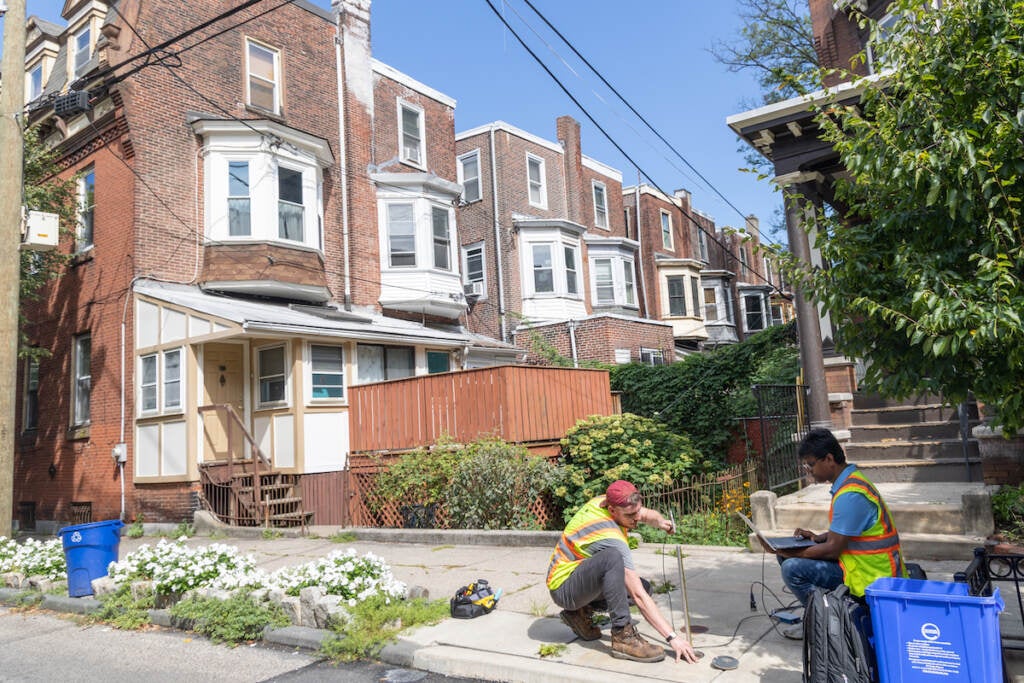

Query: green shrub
[320,595,448,662]
[371,439,462,510]
[125,515,144,539]
[638,512,747,547]
[609,322,798,463]
[170,594,289,644]
[555,413,707,519]
[992,484,1024,542]
[93,584,153,630]
[444,437,560,530]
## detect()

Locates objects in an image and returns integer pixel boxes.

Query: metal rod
[675,545,693,644]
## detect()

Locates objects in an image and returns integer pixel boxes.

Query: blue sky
[14,0,783,241]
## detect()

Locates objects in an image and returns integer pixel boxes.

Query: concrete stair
[753,392,993,561]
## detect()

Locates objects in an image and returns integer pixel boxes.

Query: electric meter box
[24,211,59,251]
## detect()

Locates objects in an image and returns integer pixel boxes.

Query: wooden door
[202,343,246,462]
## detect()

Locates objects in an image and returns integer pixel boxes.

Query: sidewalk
[115,527,969,683]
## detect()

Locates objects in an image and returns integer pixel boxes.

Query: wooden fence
[348,365,619,454]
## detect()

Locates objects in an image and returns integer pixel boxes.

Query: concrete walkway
[112,526,973,683]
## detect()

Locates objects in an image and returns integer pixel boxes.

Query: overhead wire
[483,0,788,299]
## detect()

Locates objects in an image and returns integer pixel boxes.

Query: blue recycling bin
[864,576,1004,682]
[58,519,124,597]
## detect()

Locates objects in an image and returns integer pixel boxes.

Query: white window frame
[73,25,91,77]
[398,100,426,168]
[462,242,486,291]
[526,153,547,208]
[623,259,636,306]
[531,243,555,294]
[27,63,43,102]
[660,210,673,250]
[306,343,345,403]
[77,166,95,252]
[138,348,184,415]
[277,163,305,242]
[385,201,417,268]
[72,334,91,427]
[667,275,686,316]
[432,205,452,271]
[457,150,481,204]
[256,344,289,408]
[245,38,281,114]
[592,181,609,229]
[640,348,665,366]
[227,160,251,237]
[743,293,767,333]
[594,257,615,304]
[356,343,415,384]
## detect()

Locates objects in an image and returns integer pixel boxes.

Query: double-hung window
[258,345,287,406]
[140,349,183,414]
[592,182,608,229]
[77,167,95,252]
[246,39,280,113]
[703,287,719,321]
[458,151,481,204]
[532,244,554,293]
[310,344,344,400]
[278,166,304,241]
[661,211,673,250]
[462,243,485,288]
[745,294,766,332]
[74,26,91,77]
[623,260,636,305]
[72,334,91,426]
[23,358,39,431]
[527,154,546,208]
[387,203,416,267]
[228,161,251,236]
[690,278,702,320]
[667,276,686,316]
[399,102,425,167]
[698,229,709,262]
[594,258,615,304]
[564,246,578,295]
[432,207,451,270]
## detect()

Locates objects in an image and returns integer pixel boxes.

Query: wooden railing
[197,403,273,526]
[348,365,619,454]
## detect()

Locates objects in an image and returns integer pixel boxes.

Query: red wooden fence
[348,365,620,454]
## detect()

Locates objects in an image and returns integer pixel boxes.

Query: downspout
[335,8,353,309]
[118,277,141,521]
[634,173,650,317]
[489,125,506,342]
[567,319,579,368]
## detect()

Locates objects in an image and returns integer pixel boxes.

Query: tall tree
[710,0,820,105]
[801,0,1024,431]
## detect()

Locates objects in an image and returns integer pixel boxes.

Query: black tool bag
[803,584,877,683]
[450,579,497,619]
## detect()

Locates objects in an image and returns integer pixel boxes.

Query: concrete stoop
[749,482,994,562]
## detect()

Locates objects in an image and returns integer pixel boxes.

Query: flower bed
[0,537,66,581]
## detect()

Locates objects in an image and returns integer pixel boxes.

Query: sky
[10,0,784,242]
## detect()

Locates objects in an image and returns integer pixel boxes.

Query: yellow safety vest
[831,469,906,597]
[546,496,629,590]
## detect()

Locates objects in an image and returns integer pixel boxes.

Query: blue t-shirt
[828,464,879,537]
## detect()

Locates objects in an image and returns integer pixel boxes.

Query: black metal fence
[752,384,810,492]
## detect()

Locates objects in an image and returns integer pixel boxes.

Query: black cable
[518,0,779,247]
[481,0,789,300]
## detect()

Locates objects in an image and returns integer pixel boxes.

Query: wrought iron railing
[752,384,810,493]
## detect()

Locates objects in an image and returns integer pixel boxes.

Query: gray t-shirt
[586,537,635,570]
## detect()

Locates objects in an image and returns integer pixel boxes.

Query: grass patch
[92,584,153,630]
[328,531,357,544]
[125,515,145,539]
[539,643,566,658]
[529,600,549,617]
[320,595,448,662]
[173,522,195,538]
[261,528,283,540]
[207,530,228,541]
[170,594,289,644]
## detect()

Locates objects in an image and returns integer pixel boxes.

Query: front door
[202,343,246,462]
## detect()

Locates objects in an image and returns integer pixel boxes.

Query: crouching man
[547,480,698,663]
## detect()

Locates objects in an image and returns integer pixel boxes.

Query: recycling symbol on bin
[70,531,82,543]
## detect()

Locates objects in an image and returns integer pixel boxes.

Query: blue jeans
[777,556,844,606]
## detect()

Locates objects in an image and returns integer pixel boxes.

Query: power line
[483,0,787,298]
[518,0,780,248]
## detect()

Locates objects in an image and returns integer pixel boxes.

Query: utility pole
[0,0,27,537]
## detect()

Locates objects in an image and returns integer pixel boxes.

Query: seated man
[547,480,698,664]
[765,428,906,637]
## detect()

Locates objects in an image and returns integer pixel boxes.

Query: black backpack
[449,579,498,619]
[803,584,877,683]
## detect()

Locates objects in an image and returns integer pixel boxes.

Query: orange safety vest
[831,469,906,597]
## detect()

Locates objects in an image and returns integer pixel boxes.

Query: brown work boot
[610,623,666,662]
[559,605,601,641]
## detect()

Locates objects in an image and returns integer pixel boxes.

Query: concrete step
[849,421,970,441]
[852,405,956,425]
[846,438,978,461]
[852,392,946,410]
[746,530,986,562]
[856,458,983,483]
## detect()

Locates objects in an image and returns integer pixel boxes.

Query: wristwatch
[665,631,677,643]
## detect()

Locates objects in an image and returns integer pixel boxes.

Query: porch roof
[135,280,517,351]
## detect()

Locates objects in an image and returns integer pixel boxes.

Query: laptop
[736,511,817,552]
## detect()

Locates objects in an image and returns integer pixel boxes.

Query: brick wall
[515,316,674,365]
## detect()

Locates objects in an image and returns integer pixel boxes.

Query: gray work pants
[549,548,630,629]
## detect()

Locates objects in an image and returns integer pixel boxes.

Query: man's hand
[670,635,699,663]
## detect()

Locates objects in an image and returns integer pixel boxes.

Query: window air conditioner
[463,281,485,298]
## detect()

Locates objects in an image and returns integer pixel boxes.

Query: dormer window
[27,64,43,102]
[74,26,91,76]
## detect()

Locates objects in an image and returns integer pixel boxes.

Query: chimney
[557,115,584,222]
